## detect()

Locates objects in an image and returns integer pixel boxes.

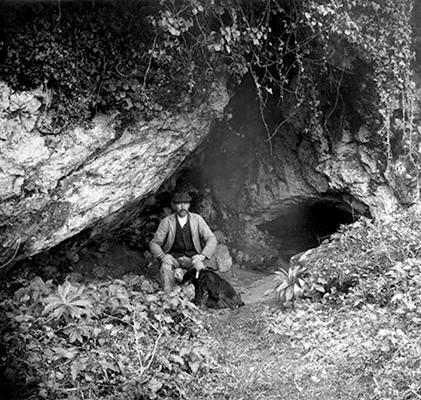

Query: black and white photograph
[0,0,420,399]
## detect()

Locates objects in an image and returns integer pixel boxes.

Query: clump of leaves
[266,297,421,400]
[265,207,421,400]
[0,274,218,400]
[42,280,94,323]
[268,204,421,397]
[62,322,93,344]
[274,265,307,305]
[291,206,421,326]
[0,1,206,130]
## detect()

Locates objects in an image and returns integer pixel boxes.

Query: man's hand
[192,254,206,264]
[161,254,179,267]
[192,254,206,279]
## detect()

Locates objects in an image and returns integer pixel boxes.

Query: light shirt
[177,215,188,228]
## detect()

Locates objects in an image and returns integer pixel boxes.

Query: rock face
[0,79,229,262]
[205,75,399,217]
[1,22,420,267]
[191,69,410,263]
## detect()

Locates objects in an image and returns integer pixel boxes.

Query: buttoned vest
[170,217,196,257]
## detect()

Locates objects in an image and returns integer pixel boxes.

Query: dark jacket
[149,212,217,259]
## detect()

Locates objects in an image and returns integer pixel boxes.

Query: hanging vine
[152,0,417,164]
[0,0,418,194]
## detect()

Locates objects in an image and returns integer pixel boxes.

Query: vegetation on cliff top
[0,0,415,122]
[0,0,418,199]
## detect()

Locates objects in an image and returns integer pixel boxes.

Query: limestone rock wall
[196,73,401,264]
[0,79,229,262]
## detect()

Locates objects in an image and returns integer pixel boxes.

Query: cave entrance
[258,199,358,260]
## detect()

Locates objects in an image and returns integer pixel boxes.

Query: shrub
[0,274,218,400]
[273,264,307,305]
[269,206,421,399]
[42,281,94,323]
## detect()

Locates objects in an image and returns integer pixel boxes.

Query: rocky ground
[198,303,303,400]
[59,241,283,306]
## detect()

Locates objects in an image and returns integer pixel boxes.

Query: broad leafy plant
[62,322,93,344]
[1,274,216,399]
[42,280,94,323]
[274,265,307,305]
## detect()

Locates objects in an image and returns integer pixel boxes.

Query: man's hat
[172,192,192,203]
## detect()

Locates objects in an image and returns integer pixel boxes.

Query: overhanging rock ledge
[0,78,229,261]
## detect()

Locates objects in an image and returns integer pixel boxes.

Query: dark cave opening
[258,199,358,260]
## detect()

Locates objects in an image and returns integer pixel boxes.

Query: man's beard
[177,210,188,217]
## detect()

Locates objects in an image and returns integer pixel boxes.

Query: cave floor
[192,302,304,400]
[219,265,279,305]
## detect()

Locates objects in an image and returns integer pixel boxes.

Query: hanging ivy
[0,1,206,130]
[0,0,418,192]
[302,0,418,201]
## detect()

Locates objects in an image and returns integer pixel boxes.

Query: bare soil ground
[185,265,313,400]
[219,265,279,305]
[196,302,306,400]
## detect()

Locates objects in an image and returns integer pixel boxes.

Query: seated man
[149,192,217,292]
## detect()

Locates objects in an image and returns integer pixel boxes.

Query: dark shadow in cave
[258,198,360,260]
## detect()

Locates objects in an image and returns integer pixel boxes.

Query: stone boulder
[214,244,233,272]
[0,79,229,262]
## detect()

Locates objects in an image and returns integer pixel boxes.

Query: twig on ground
[139,330,163,378]
[132,308,163,378]
[294,377,304,393]
[409,389,421,399]
[133,309,145,372]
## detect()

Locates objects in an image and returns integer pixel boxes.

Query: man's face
[173,202,190,217]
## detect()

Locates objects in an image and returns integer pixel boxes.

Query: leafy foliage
[274,264,307,305]
[0,274,218,399]
[302,0,420,199]
[266,299,421,400]
[42,281,94,323]
[1,0,418,193]
[0,2,208,129]
[268,205,421,399]
[292,206,421,315]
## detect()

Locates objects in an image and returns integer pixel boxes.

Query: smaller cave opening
[258,199,360,260]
